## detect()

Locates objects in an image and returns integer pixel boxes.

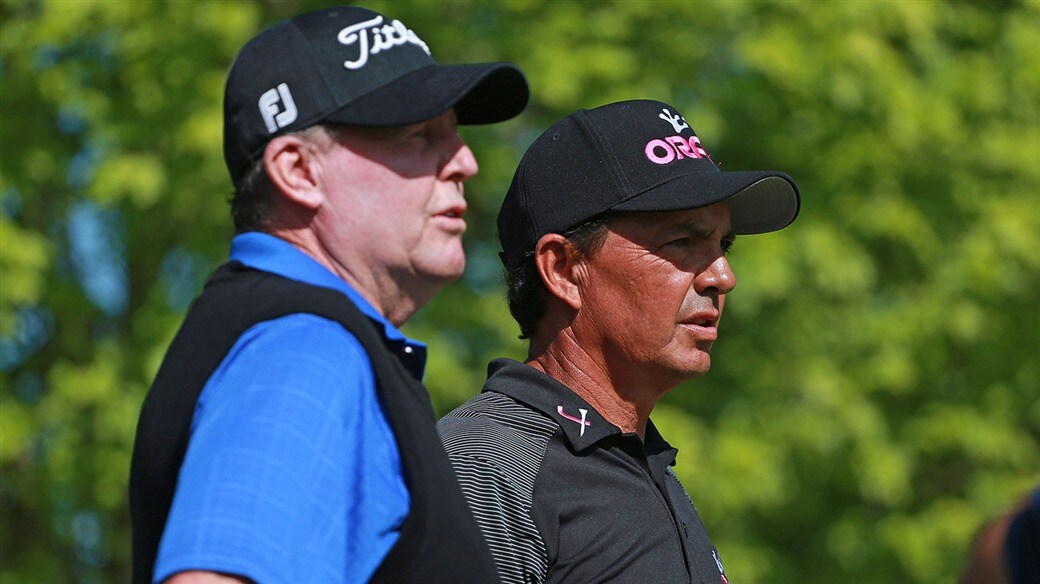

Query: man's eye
[722,239,735,255]
[665,238,690,248]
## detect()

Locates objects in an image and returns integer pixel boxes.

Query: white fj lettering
[258,83,298,133]
[337,16,431,70]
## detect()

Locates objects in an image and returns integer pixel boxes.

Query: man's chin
[677,367,710,382]
[676,354,712,380]
[419,256,466,285]
[646,359,712,392]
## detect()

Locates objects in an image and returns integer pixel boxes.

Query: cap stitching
[520,157,538,251]
[290,20,339,125]
[574,111,632,208]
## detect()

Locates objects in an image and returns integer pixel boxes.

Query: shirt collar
[229,232,427,377]
[643,419,679,473]
[482,358,677,462]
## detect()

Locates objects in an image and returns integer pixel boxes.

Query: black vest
[129,262,499,583]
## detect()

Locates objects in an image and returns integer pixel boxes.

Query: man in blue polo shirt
[128,6,527,583]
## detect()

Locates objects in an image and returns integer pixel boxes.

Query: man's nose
[441,139,479,183]
[697,256,736,295]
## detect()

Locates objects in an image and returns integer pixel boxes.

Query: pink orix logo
[645,108,712,165]
[645,134,710,165]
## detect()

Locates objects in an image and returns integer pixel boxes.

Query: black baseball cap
[498,99,801,264]
[224,6,529,186]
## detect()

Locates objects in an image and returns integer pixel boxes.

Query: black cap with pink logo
[497,99,800,265]
[223,6,529,187]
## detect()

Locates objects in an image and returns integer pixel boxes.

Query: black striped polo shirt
[438,358,729,584]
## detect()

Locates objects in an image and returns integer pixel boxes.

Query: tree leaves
[2,1,1037,582]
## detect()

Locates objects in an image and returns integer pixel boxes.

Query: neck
[270,227,428,326]
[528,329,660,441]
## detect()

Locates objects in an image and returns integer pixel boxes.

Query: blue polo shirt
[154,233,417,583]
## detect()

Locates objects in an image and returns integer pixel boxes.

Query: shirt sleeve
[154,314,409,584]
[439,417,550,584]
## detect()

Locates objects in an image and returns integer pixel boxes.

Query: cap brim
[322,62,529,127]
[610,170,801,234]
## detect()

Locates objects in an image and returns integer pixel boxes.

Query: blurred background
[2,0,1038,582]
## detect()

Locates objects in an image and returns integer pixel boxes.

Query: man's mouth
[680,311,720,341]
[433,206,468,234]
[682,311,719,328]
[435,203,467,220]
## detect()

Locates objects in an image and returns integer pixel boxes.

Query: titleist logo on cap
[337,15,431,70]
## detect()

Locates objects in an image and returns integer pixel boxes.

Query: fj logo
[658,108,689,133]
[259,83,298,134]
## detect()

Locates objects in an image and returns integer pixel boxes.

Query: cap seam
[575,111,632,204]
[521,158,539,249]
[289,20,338,122]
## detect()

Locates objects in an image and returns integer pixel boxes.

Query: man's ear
[263,134,325,211]
[533,233,583,311]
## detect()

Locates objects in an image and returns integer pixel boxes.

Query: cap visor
[323,62,529,127]
[610,170,801,234]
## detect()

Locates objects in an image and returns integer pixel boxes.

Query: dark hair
[228,125,342,233]
[229,158,276,233]
[504,214,613,339]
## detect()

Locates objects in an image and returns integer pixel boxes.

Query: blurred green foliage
[2,0,1038,582]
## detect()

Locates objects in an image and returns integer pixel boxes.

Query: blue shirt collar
[228,232,427,375]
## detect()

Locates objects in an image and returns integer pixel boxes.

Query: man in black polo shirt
[438,99,801,584]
